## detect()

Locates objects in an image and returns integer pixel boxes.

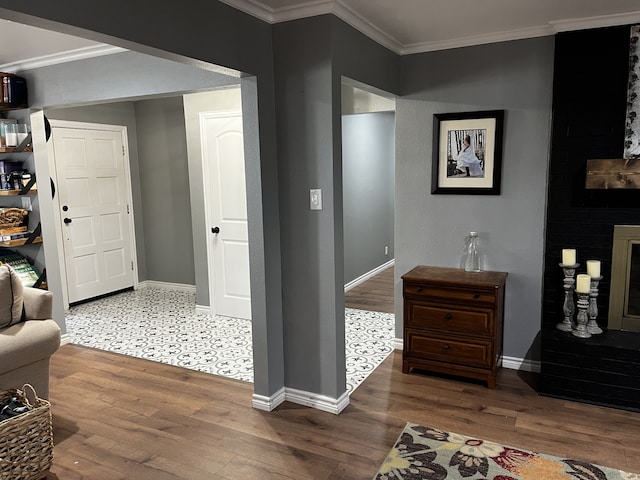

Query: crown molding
[219,0,640,56]
[217,0,275,22]
[332,0,403,53]
[0,44,126,73]
[550,10,640,33]
[219,0,403,53]
[401,24,553,55]
[272,0,333,23]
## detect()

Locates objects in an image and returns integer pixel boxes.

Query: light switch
[310,189,322,210]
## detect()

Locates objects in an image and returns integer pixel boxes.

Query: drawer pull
[417,287,423,293]
[444,313,453,320]
[443,344,450,350]
[473,293,481,299]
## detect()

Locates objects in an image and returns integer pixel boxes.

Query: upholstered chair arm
[22,287,53,320]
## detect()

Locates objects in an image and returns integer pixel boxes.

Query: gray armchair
[0,286,61,399]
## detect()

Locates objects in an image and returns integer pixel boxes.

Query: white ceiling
[0,19,122,72]
[1,0,640,70]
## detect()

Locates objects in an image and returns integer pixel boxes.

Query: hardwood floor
[45,344,640,479]
[345,266,395,314]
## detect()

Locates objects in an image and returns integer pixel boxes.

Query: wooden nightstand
[401,266,507,388]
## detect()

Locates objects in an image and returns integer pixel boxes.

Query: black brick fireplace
[540,25,640,411]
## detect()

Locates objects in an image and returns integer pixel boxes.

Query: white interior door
[52,126,134,303]
[201,111,251,319]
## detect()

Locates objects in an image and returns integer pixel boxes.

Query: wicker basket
[0,384,53,480]
[0,208,28,229]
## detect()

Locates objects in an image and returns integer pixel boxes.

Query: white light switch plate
[310,189,322,210]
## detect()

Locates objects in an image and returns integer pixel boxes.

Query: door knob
[62,205,69,212]
[63,218,72,224]
[211,226,220,234]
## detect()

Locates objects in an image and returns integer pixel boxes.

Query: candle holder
[557,263,579,332]
[572,291,591,338]
[587,275,603,335]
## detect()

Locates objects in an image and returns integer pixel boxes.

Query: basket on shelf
[0,208,28,229]
[0,384,53,480]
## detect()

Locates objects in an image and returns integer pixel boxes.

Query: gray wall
[343,112,395,284]
[135,96,194,285]
[1,1,554,407]
[274,14,399,398]
[274,16,339,396]
[45,102,147,281]
[396,37,555,361]
[1,0,285,399]
[26,51,240,109]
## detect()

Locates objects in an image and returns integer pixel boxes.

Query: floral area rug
[374,423,639,480]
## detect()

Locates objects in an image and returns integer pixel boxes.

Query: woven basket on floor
[0,384,53,480]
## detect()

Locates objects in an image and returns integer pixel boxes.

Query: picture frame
[431,110,504,195]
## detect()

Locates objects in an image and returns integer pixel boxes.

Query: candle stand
[587,275,603,335]
[557,263,578,332]
[572,291,591,338]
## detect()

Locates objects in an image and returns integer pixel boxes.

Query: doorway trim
[47,119,139,310]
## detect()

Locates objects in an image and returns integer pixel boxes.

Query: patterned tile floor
[66,286,395,394]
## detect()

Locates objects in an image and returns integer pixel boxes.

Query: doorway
[200,111,251,320]
[184,89,251,320]
[341,78,397,392]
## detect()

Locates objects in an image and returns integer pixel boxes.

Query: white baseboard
[195,305,211,315]
[252,387,286,412]
[500,355,541,373]
[253,387,350,415]
[138,280,196,293]
[344,259,394,293]
[285,388,350,414]
[391,340,540,374]
[60,333,72,346]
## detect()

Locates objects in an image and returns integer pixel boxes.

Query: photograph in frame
[431,110,504,195]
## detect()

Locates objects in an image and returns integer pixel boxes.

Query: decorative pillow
[0,264,24,329]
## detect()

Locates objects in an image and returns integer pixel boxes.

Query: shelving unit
[0,107,46,289]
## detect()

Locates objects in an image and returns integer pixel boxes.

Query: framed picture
[431,110,504,195]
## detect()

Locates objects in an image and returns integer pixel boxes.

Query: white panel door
[52,127,134,303]
[201,111,251,319]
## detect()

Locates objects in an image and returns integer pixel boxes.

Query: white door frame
[199,109,246,317]
[47,120,139,310]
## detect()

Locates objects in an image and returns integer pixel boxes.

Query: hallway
[66,266,397,393]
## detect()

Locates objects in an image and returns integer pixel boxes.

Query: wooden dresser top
[401,266,507,288]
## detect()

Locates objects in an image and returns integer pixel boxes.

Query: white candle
[562,249,576,265]
[586,260,601,278]
[576,274,591,293]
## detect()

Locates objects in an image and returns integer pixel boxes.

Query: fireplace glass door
[609,225,640,332]
[626,243,640,317]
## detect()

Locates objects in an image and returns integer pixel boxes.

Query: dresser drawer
[405,331,493,368]
[406,303,492,335]
[404,282,496,306]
